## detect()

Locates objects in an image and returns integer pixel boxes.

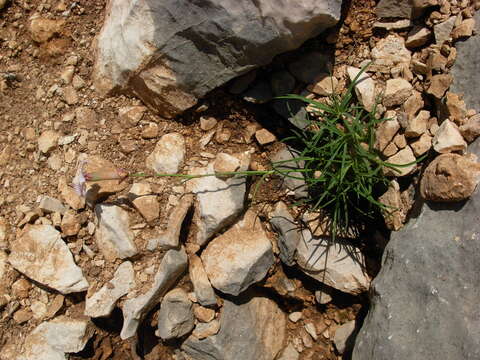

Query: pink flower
[72,160,129,197]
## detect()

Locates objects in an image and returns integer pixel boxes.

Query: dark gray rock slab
[182,293,286,360]
[353,140,480,360]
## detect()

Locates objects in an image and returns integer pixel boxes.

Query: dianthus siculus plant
[73,66,416,241]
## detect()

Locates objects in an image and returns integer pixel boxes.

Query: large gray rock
[353,137,480,360]
[182,293,286,360]
[157,288,195,340]
[451,11,480,111]
[93,0,341,118]
[270,201,300,266]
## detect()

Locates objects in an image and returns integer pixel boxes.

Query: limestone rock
[452,18,475,40]
[334,321,356,355]
[460,114,480,143]
[445,92,467,125]
[410,133,432,156]
[147,194,194,250]
[189,152,250,246]
[95,204,138,261]
[371,35,411,67]
[405,110,429,138]
[296,229,370,295]
[353,139,480,360]
[347,66,376,112]
[378,180,408,231]
[146,133,186,174]
[201,211,274,296]
[307,74,338,96]
[255,129,276,145]
[213,153,240,175]
[8,225,88,294]
[119,106,146,127]
[194,306,216,323]
[434,16,456,44]
[17,316,92,360]
[93,0,341,117]
[383,146,416,177]
[182,293,286,360]
[189,254,217,307]
[383,78,413,108]
[121,247,188,339]
[270,201,300,266]
[375,116,400,153]
[432,119,467,154]
[29,17,64,43]
[406,26,431,48]
[277,343,300,360]
[192,319,221,340]
[38,195,67,214]
[128,183,159,222]
[270,145,307,199]
[157,288,195,340]
[38,130,59,154]
[58,177,85,210]
[427,74,453,99]
[420,153,480,202]
[403,90,424,120]
[84,261,135,318]
[376,0,413,19]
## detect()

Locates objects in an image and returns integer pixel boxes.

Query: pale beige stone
[427,74,453,99]
[214,152,241,176]
[405,110,430,138]
[420,153,480,202]
[452,18,475,40]
[406,26,432,48]
[29,17,64,43]
[410,133,432,156]
[255,128,276,145]
[384,78,413,108]
[347,66,376,112]
[200,116,218,131]
[403,91,424,120]
[38,130,59,153]
[146,133,186,174]
[434,16,456,44]
[445,92,467,125]
[393,133,407,149]
[432,119,467,153]
[371,35,411,66]
[384,146,416,177]
[459,114,480,143]
[128,183,159,222]
[307,75,338,96]
[375,117,400,152]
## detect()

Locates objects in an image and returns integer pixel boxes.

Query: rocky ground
[1,0,480,360]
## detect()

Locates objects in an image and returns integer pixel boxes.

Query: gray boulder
[451,10,480,112]
[352,140,480,360]
[157,288,195,340]
[93,0,341,117]
[182,292,286,360]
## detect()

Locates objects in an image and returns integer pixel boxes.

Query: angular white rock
[296,229,370,295]
[146,133,186,174]
[84,261,135,318]
[347,66,376,112]
[17,316,92,360]
[121,247,188,339]
[189,254,217,307]
[432,119,467,154]
[95,204,138,261]
[201,210,274,296]
[8,225,88,294]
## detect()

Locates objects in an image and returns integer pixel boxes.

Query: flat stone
[17,316,92,360]
[61,210,81,237]
[201,210,274,296]
[434,16,456,44]
[405,26,432,48]
[378,180,408,231]
[182,293,286,360]
[277,343,300,360]
[427,74,453,99]
[189,151,250,246]
[410,133,432,156]
[84,261,135,318]
[288,312,303,323]
[270,145,307,199]
[141,122,159,139]
[460,114,480,143]
[376,0,413,19]
[8,225,88,294]
[38,130,59,154]
[402,90,424,120]
[452,18,475,40]
[432,119,467,154]
[146,132,186,174]
[194,306,216,323]
[255,129,276,145]
[371,35,411,67]
[189,254,217,307]
[213,153,241,175]
[119,106,146,127]
[157,288,195,340]
[128,183,159,222]
[307,74,338,96]
[383,78,413,108]
[334,321,356,355]
[420,153,480,202]
[445,92,467,125]
[374,19,412,31]
[121,247,188,339]
[315,290,332,305]
[296,229,370,295]
[270,201,301,266]
[375,116,400,152]
[352,139,480,360]
[347,66,376,112]
[95,204,138,261]
[38,195,67,214]
[405,110,429,138]
[383,146,416,177]
[200,116,218,131]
